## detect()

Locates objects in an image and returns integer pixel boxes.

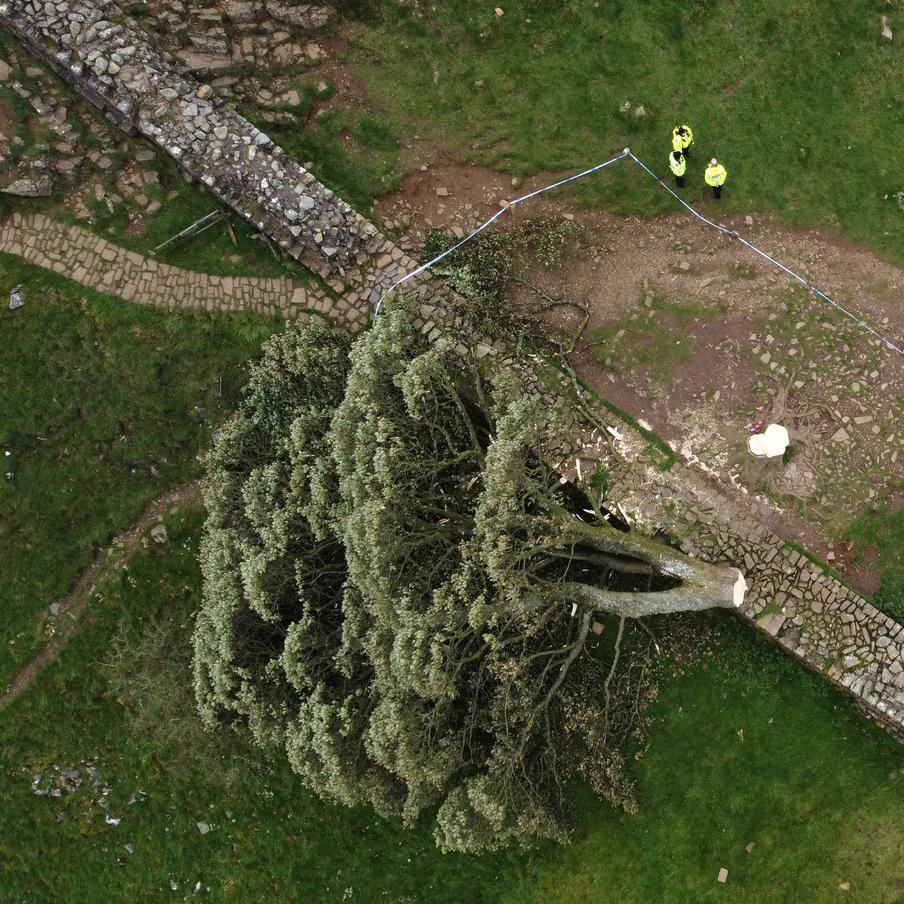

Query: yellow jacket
[704,163,727,187]
[669,152,686,177]
[672,125,694,151]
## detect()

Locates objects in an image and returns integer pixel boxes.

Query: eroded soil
[376,163,904,594]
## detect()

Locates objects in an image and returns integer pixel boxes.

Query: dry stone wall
[603,445,904,737]
[0,0,440,329]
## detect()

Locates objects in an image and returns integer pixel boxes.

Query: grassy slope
[346,0,904,263]
[0,253,279,687]
[0,511,901,903]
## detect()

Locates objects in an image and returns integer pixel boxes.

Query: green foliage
[424,217,581,303]
[195,308,667,852]
[422,217,582,343]
[1,509,526,903]
[3,523,904,901]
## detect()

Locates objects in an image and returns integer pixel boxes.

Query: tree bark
[559,517,747,617]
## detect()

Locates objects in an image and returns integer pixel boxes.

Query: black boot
[676,175,686,188]
[713,185,722,199]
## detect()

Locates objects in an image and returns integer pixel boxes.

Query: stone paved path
[0,211,332,318]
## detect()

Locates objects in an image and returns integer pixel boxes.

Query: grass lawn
[0,253,280,688]
[343,0,904,263]
[0,509,901,903]
[845,504,904,623]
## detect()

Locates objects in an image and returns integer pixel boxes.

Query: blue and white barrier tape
[375,147,902,356]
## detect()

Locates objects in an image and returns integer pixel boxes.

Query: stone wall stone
[0,0,391,324]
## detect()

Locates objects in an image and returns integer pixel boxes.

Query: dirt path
[376,163,904,593]
[0,480,201,715]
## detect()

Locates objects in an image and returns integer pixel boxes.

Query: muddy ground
[375,163,904,595]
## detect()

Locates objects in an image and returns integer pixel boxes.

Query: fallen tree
[194,305,745,852]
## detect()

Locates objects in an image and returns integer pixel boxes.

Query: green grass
[346,0,904,264]
[844,504,904,622]
[1,510,902,903]
[0,253,279,688]
[267,107,402,212]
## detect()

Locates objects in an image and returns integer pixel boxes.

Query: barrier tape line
[626,153,903,355]
[373,151,629,317]
[375,148,903,356]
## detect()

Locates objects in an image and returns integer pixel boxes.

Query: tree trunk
[560,517,747,618]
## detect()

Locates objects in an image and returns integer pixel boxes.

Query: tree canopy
[194,307,744,851]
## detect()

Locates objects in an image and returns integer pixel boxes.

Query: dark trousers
[682,145,691,159]
[712,185,723,199]
[675,175,686,188]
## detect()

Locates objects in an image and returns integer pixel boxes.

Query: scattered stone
[717,868,728,884]
[495,7,504,16]
[150,523,168,545]
[2,176,52,197]
[744,215,753,226]
[435,186,449,197]
[745,842,755,853]
[881,16,893,40]
[831,426,850,443]
[225,0,256,24]
[196,821,210,835]
[839,882,851,892]
[9,284,25,310]
[0,58,11,81]
[266,1,331,29]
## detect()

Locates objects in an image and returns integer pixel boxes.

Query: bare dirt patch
[377,164,904,595]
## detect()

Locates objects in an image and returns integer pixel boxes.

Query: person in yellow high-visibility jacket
[672,124,694,158]
[704,158,728,199]
[668,149,687,188]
